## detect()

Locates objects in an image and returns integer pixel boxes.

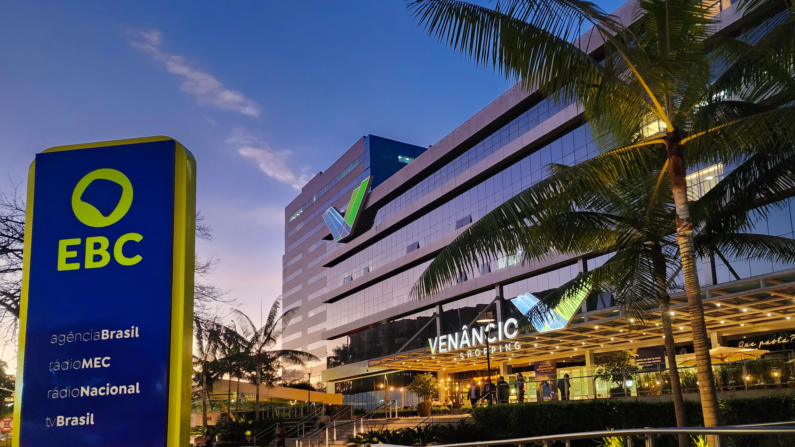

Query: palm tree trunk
[667,138,721,445]
[659,295,689,447]
[227,372,233,421]
[255,361,262,421]
[202,391,208,429]
[236,376,241,416]
[202,367,209,429]
[652,243,688,447]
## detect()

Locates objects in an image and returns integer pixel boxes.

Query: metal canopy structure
[366,268,795,374]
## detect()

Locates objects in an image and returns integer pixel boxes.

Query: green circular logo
[71,169,133,227]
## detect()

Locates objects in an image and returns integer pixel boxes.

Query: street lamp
[477,313,496,406]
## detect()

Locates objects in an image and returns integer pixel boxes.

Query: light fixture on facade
[743,308,748,312]
[720,320,725,324]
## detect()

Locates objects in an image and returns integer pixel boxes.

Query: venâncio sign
[428,318,520,359]
[15,137,195,447]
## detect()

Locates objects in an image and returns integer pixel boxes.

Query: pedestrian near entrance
[468,379,480,406]
[496,376,509,404]
[515,373,525,403]
[276,426,287,447]
[204,427,217,447]
[557,374,571,401]
[541,381,550,401]
[317,412,331,430]
[483,379,494,406]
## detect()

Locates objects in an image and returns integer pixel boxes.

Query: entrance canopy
[363,270,795,376]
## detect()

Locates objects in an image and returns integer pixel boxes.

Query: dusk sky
[0,0,624,348]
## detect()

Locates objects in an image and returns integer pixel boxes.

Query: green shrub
[471,395,795,447]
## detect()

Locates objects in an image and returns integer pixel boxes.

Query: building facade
[283,1,795,405]
[281,135,427,382]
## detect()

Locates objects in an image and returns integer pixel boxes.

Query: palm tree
[216,328,249,422]
[426,152,795,445]
[231,297,319,420]
[193,317,224,429]
[408,0,795,436]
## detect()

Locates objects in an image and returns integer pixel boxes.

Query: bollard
[333,421,337,441]
[326,427,329,447]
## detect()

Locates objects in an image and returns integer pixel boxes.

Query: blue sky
[0,0,625,337]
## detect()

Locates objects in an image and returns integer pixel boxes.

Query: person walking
[496,376,509,404]
[204,427,216,447]
[468,379,480,407]
[483,379,494,406]
[515,373,525,403]
[557,374,571,401]
[276,426,287,447]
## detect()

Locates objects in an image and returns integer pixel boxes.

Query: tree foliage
[407,372,438,403]
[409,0,795,436]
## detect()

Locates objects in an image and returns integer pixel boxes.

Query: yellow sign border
[13,136,196,447]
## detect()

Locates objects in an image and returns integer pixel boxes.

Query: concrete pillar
[438,371,449,401]
[584,349,596,399]
[711,331,724,349]
[578,258,589,313]
[499,361,510,377]
[436,305,443,338]
[495,284,503,323]
[326,382,335,394]
[702,255,718,286]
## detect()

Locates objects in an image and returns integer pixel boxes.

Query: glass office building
[283,1,795,403]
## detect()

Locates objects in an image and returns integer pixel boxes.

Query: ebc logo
[57,169,143,271]
[322,176,371,242]
[71,168,133,227]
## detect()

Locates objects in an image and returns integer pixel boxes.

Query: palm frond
[695,232,795,264]
[408,0,607,102]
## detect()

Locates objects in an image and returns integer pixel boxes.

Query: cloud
[128,29,261,117]
[227,128,313,191]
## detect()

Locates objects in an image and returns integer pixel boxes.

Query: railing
[378,421,795,447]
[296,406,351,447]
[471,354,795,404]
[412,412,434,430]
[249,405,325,445]
[298,401,397,447]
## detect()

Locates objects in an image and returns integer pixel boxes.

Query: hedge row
[471,395,795,447]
